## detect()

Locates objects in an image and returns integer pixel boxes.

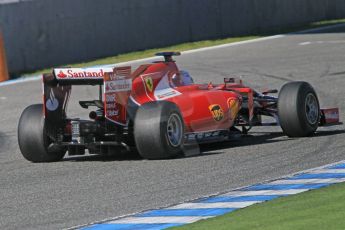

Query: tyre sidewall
[18,104,65,162]
[134,101,184,159]
[278,81,320,137]
[296,83,319,132]
[160,104,184,155]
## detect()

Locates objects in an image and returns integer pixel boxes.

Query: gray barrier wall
[1,0,345,74]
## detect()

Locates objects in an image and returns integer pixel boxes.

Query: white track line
[2,23,344,88]
[182,35,284,55]
[269,178,345,185]
[309,169,345,174]
[167,201,260,209]
[221,189,309,197]
[0,75,41,86]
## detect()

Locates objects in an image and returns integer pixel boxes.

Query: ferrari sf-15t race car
[18,52,340,162]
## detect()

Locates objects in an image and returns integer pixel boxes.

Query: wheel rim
[305,93,319,125]
[166,113,183,147]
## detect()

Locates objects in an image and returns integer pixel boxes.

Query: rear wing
[44,67,114,85]
[43,67,132,126]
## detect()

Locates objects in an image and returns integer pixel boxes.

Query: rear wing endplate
[103,68,132,125]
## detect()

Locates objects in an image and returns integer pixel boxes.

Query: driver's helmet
[180,70,194,85]
[171,70,194,87]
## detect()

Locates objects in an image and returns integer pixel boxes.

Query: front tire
[278,81,320,137]
[18,104,66,162]
[134,101,184,159]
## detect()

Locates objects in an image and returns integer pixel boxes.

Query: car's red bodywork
[129,60,244,134]
[45,53,256,139]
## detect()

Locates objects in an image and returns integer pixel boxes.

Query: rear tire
[278,81,320,137]
[134,101,184,159]
[18,104,65,162]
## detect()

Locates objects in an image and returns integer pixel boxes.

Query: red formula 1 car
[18,52,340,162]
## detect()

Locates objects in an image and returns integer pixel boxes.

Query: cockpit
[171,70,194,87]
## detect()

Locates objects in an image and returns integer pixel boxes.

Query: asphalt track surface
[1,25,345,229]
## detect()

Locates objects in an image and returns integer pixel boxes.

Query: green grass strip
[22,18,345,77]
[170,182,345,230]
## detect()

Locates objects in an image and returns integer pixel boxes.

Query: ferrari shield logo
[145,77,154,92]
[227,98,239,120]
[209,104,224,121]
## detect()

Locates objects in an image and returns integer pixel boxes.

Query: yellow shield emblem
[145,77,154,92]
[209,104,224,122]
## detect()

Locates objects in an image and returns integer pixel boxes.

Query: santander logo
[57,70,67,78]
[54,68,113,79]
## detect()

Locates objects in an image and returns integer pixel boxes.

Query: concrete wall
[1,0,345,74]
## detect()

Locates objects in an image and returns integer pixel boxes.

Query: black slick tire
[18,104,65,162]
[278,81,320,137]
[134,101,184,159]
